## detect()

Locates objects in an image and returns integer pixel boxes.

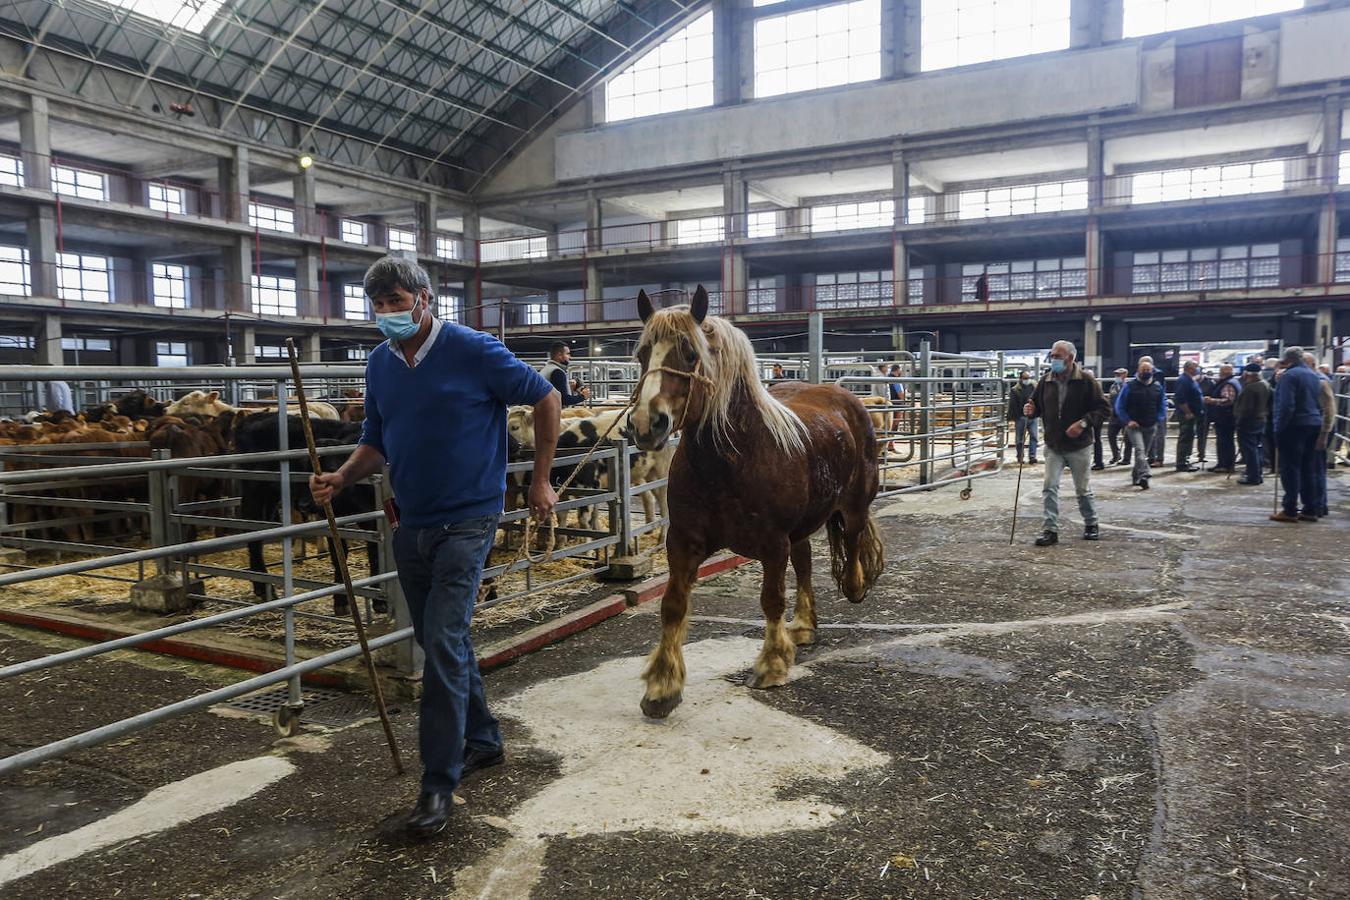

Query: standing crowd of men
[1013,341,1344,546]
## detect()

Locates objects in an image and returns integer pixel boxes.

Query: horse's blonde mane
[637,306,806,455]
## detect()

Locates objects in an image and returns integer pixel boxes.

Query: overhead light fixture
[298,154,314,170]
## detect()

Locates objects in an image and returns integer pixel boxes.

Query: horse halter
[636,356,716,434]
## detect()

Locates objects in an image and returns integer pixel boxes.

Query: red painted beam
[0,608,347,687]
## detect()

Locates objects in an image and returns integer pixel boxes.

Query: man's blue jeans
[1276,425,1321,517]
[393,514,502,794]
[1042,444,1097,533]
[1014,416,1038,461]
[1237,423,1264,484]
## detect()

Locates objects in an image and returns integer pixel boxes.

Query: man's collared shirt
[389,315,443,368]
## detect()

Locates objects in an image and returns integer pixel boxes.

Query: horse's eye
[686,350,698,365]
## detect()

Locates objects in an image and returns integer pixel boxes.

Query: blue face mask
[1139,372,1152,382]
[1049,358,1066,374]
[375,298,425,342]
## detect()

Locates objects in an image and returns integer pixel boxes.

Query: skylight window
[107,1,225,34]
[755,0,881,98]
[605,12,714,122]
[922,0,1071,72]
[1123,0,1302,37]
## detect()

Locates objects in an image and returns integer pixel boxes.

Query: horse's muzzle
[632,411,671,451]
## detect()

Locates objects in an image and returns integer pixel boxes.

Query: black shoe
[407,791,454,838]
[1234,478,1261,485]
[1298,512,1320,522]
[462,745,505,779]
[1091,463,1105,471]
[1034,530,1058,547]
[1208,466,1232,474]
[1108,457,1121,466]
[1028,458,1038,465]
[1083,524,1100,541]
[1138,478,1149,490]
[1175,464,1200,473]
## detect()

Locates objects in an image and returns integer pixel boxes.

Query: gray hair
[363,255,431,300]
[1302,352,1317,367]
[1183,359,1198,371]
[1052,339,1077,359]
[1283,346,1305,365]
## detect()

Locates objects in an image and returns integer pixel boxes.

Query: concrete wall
[554,44,1141,182]
[1278,7,1350,86]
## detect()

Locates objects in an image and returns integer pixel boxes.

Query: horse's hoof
[788,626,818,646]
[640,693,682,719]
[747,670,789,690]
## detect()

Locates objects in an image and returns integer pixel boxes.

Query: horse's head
[631,286,712,451]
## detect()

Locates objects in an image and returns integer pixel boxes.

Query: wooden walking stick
[285,339,404,775]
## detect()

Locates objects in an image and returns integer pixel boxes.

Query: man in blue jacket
[1172,360,1204,472]
[1115,359,1167,490]
[1269,346,1325,522]
[311,256,562,837]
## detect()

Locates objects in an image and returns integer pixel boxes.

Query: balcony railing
[0,150,469,262]
[468,252,1350,330]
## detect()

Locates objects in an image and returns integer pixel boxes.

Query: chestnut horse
[631,286,884,718]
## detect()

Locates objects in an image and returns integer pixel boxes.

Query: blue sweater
[1173,373,1204,418]
[1272,363,1324,433]
[359,324,552,528]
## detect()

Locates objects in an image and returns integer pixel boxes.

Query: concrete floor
[1,462,1347,899]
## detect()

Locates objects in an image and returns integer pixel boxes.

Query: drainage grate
[304,695,383,728]
[222,685,343,716]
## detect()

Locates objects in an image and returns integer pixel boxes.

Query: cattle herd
[1,388,673,620]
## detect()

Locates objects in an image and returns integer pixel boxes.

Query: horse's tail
[827,511,885,603]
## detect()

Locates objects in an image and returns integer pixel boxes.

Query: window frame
[151,261,189,309]
[604,11,715,123]
[251,273,299,317]
[56,252,113,303]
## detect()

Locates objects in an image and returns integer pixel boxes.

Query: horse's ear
[637,290,654,323]
[690,285,708,324]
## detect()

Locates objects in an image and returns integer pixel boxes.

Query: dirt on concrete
[2,463,1348,899]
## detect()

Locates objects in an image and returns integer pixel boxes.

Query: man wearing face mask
[1115,359,1167,490]
[310,256,562,838]
[1007,369,1039,465]
[1021,341,1110,546]
[1106,368,1129,466]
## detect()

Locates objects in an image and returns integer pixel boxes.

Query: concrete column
[1070,0,1109,48]
[1315,307,1335,365]
[26,206,57,297]
[723,170,747,238]
[891,151,910,226]
[1086,125,1104,209]
[891,323,905,352]
[222,236,253,313]
[892,235,909,306]
[883,0,921,77]
[419,192,439,255]
[1083,315,1103,373]
[585,192,602,251]
[292,167,317,235]
[721,250,748,315]
[234,325,256,365]
[18,95,51,191]
[218,146,250,222]
[1316,196,1339,286]
[37,313,62,366]
[713,0,745,106]
[296,249,321,319]
[585,262,604,323]
[304,331,323,363]
[1085,217,1105,297]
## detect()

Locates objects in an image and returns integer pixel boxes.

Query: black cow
[231,414,383,617]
